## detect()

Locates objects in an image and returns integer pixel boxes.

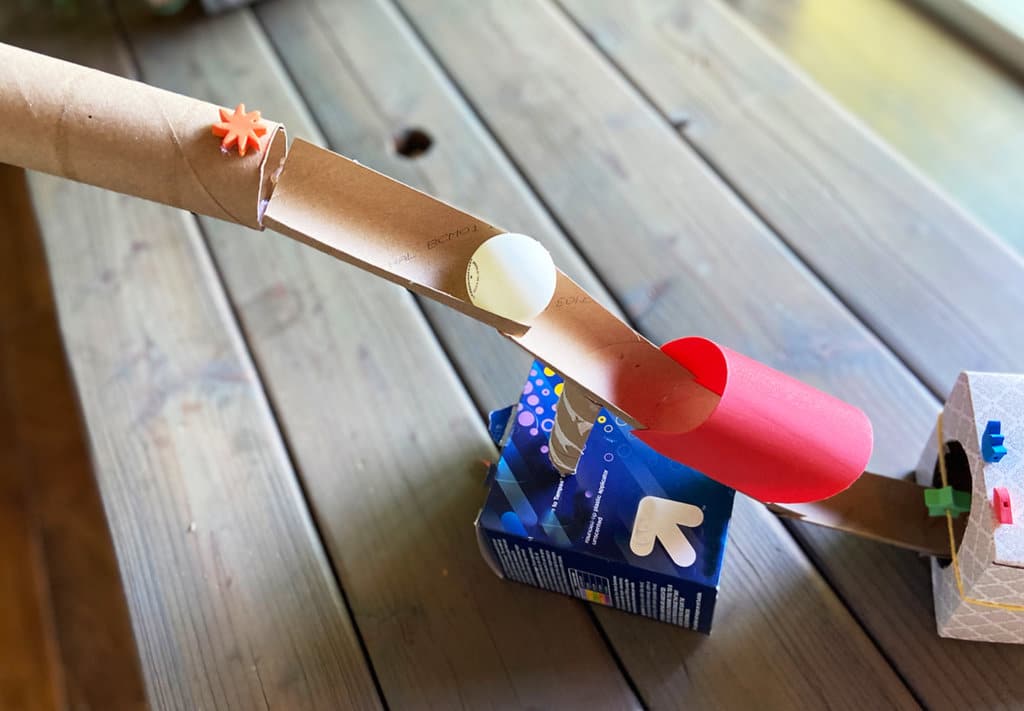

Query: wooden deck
[4,0,1024,708]
[726,0,1024,254]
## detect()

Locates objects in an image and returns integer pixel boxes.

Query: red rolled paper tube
[632,337,873,503]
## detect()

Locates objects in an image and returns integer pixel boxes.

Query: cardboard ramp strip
[770,472,960,556]
[264,139,721,432]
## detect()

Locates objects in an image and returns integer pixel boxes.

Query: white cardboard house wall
[915,372,1024,643]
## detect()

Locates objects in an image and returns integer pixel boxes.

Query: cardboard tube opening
[258,129,288,223]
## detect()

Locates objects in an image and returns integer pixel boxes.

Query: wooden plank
[0,355,64,711]
[0,162,149,710]
[911,0,1024,78]
[394,0,1024,707]
[112,5,641,709]
[725,0,1024,254]
[0,162,66,711]
[31,147,382,711]
[4,18,383,710]
[0,167,51,322]
[560,0,1024,397]
[5,315,152,711]
[256,0,920,707]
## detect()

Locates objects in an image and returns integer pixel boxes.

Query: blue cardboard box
[476,362,735,633]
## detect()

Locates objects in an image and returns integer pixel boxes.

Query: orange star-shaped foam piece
[212,103,268,157]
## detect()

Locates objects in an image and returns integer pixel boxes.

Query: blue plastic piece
[983,420,1008,463]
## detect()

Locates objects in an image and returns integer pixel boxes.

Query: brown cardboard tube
[0,43,285,230]
[263,139,523,333]
[265,139,722,426]
[510,273,721,428]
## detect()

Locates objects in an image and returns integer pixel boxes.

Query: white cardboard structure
[915,372,1024,643]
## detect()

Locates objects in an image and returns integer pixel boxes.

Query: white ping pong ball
[466,233,557,324]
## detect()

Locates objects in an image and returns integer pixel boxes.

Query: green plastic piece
[952,489,972,515]
[924,486,972,518]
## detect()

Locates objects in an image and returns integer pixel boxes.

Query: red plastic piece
[632,337,874,503]
[994,487,1013,524]
[212,103,268,156]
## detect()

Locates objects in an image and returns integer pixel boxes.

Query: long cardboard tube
[0,43,285,230]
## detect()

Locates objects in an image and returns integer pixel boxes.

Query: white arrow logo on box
[629,496,704,567]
